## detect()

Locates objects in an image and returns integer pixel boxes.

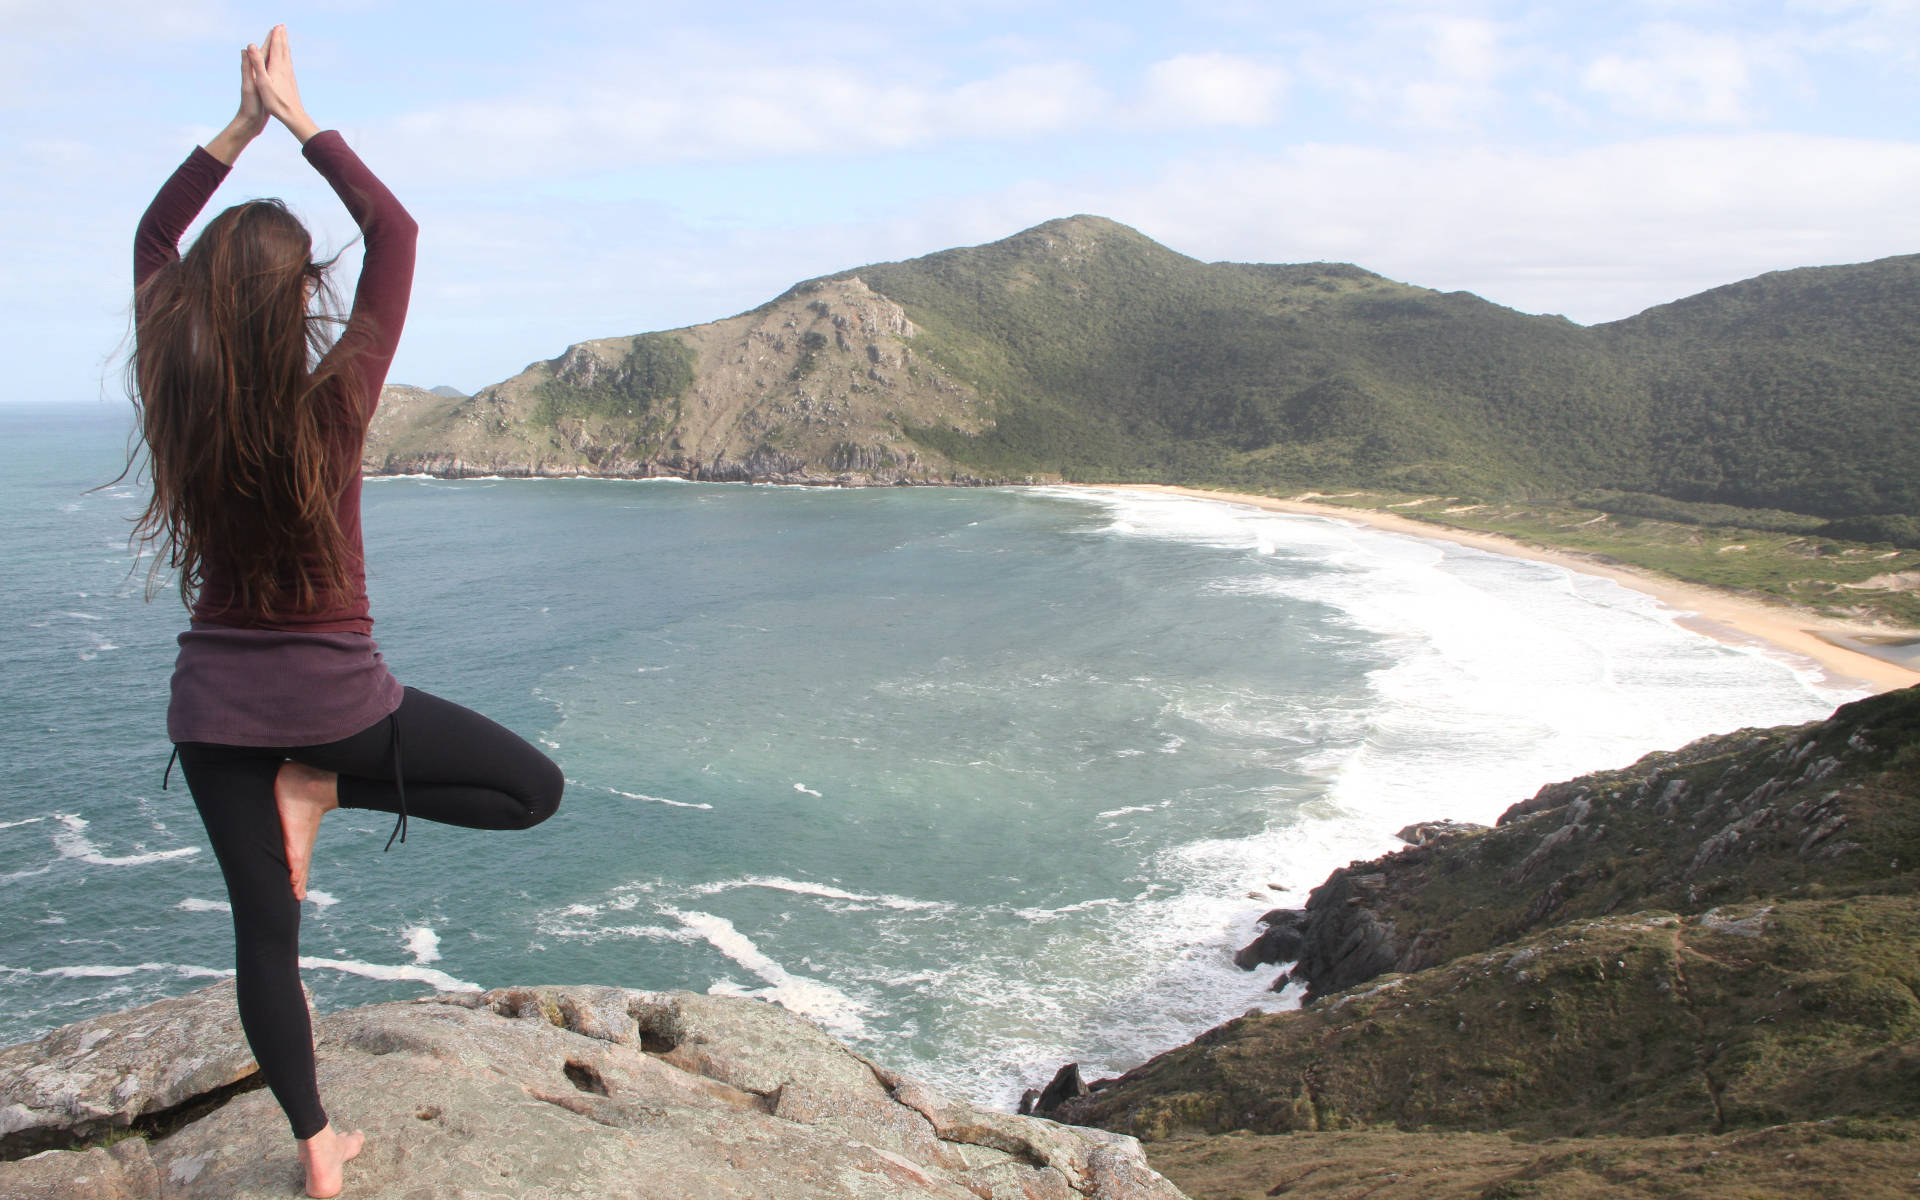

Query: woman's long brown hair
[128,199,357,619]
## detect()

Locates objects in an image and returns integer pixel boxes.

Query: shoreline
[1100,483,1920,697]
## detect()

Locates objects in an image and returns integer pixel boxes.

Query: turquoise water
[0,405,1858,1107]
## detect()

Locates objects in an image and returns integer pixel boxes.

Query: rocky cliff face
[1261,683,1917,1007]
[0,983,1188,1199]
[366,276,1008,485]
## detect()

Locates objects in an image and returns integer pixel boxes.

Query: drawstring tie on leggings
[383,709,408,851]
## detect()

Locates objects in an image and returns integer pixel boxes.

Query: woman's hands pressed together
[247,25,321,146]
[204,24,319,164]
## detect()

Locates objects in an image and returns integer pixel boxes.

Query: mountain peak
[1021,214,1144,239]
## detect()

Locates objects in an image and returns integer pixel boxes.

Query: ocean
[0,403,1859,1109]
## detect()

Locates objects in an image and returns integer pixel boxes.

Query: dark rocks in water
[1027,1061,1091,1118]
[1395,819,1490,845]
[1283,870,1404,1002]
[1232,908,1308,970]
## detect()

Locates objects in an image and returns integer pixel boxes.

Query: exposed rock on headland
[0,983,1188,1199]
[366,275,1006,486]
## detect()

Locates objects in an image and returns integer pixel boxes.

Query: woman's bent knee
[516,756,564,830]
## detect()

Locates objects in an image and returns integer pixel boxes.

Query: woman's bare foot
[297,1122,364,1198]
[274,761,339,902]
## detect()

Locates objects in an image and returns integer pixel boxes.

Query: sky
[6,0,1919,402]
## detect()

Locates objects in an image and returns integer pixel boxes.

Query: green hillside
[838,218,1916,528]
[1599,255,1920,519]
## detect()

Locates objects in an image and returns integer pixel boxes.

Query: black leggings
[176,686,563,1138]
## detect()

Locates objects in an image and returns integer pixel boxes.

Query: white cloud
[380,49,1303,182]
[1583,24,1765,124]
[1026,133,1920,323]
[373,128,1920,387]
[0,0,221,39]
[1292,12,1513,131]
[1401,15,1511,129]
[1139,53,1287,127]
[378,58,1115,180]
[944,62,1109,136]
[1425,14,1503,82]
[1790,0,1920,60]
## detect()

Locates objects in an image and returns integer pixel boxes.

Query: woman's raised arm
[204,43,269,165]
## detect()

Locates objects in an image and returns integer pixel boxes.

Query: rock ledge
[1,983,1188,1199]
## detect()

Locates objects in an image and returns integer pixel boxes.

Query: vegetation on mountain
[840,218,1917,526]
[533,332,696,426]
[1599,257,1920,520]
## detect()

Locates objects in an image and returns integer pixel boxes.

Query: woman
[132,27,563,1198]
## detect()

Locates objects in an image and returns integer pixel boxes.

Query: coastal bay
[0,406,1857,1114]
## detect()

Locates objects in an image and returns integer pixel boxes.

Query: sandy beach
[1104,484,1920,696]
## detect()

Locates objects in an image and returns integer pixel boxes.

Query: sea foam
[297,956,478,993]
[662,906,875,1040]
[52,814,198,867]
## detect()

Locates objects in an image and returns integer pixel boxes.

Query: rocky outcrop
[1043,686,1920,1149]
[0,980,259,1161]
[1019,1064,1090,1120]
[366,275,1016,487]
[1234,686,1920,1004]
[1228,908,1307,972]
[1,984,1188,1199]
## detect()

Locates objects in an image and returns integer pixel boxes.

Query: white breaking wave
[544,922,693,944]
[1062,487,1856,828]
[24,962,231,981]
[687,875,949,912]
[662,906,874,1039]
[611,787,713,810]
[403,926,441,964]
[792,783,823,797]
[298,956,479,992]
[176,898,231,913]
[305,890,339,908]
[0,817,47,830]
[1012,896,1132,922]
[53,814,198,867]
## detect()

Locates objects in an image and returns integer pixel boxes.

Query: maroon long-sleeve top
[135,130,418,634]
[140,133,416,746]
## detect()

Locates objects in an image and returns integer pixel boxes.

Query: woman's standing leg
[183,689,558,1192]
[174,744,330,1138]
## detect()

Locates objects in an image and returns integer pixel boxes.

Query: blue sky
[7,0,1919,400]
